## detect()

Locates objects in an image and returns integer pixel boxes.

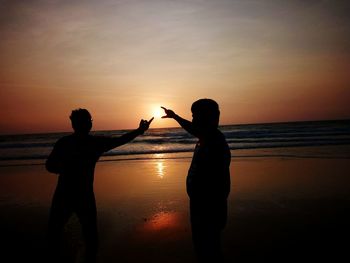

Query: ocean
[1,120,349,166]
[1,120,350,263]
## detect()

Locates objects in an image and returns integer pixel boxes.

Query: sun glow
[152,106,164,119]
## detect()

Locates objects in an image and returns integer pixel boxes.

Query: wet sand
[1,151,350,262]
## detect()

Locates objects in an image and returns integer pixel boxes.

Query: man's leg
[76,194,98,263]
[190,198,227,262]
[47,192,72,262]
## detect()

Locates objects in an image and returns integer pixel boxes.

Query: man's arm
[161,107,200,137]
[106,117,154,150]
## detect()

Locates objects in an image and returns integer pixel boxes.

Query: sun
[152,106,163,119]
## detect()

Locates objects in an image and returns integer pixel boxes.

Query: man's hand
[138,117,154,133]
[161,106,176,119]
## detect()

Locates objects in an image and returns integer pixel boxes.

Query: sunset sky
[1,0,349,134]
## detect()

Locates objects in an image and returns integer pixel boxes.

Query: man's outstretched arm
[108,117,154,149]
[161,107,200,138]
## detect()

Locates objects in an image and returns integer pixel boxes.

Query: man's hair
[191,98,220,128]
[70,108,92,133]
[70,108,92,123]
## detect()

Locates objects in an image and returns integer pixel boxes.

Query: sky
[0,0,349,134]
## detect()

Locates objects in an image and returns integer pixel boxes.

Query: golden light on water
[153,154,166,178]
[157,161,165,178]
[142,212,179,231]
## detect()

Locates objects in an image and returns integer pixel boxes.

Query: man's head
[191,99,220,131]
[70,108,92,135]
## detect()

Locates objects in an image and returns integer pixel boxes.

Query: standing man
[46,108,153,263]
[161,99,231,262]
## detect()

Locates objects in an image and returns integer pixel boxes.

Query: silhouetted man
[46,108,153,263]
[162,99,231,262]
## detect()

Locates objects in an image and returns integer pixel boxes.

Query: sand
[1,151,350,262]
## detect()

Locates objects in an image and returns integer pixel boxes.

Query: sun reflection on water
[157,161,165,178]
[154,154,166,178]
[143,211,179,231]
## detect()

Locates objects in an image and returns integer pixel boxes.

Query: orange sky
[1,0,349,134]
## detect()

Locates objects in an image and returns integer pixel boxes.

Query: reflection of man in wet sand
[46,108,153,263]
[162,99,231,262]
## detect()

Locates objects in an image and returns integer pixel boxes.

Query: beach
[1,146,350,262]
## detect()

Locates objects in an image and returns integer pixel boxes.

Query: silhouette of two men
[46,99,230,262]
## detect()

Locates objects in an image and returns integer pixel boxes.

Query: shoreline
[1,152,350,262]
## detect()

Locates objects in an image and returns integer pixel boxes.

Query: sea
[1,120,349,166]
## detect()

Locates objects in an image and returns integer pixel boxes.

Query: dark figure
[162,99,231,262]
[46,108,153,263]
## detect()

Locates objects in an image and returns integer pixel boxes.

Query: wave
[0,120,349,162]
[1,134,349,150]
[1,151,349,168]
[1,140,349,162]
